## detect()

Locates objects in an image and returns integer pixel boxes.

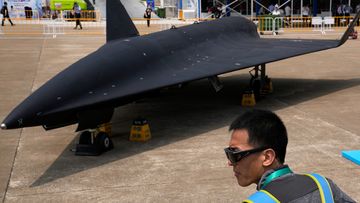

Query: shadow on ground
[31,75,360,186]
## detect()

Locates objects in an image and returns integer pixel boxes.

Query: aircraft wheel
[96,132,113,152]
[79,131,92,145]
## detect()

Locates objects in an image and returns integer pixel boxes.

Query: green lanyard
[260,166,293,189]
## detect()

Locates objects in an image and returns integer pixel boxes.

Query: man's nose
[227,160,234,167]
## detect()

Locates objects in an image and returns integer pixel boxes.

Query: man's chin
[237,179,252,187]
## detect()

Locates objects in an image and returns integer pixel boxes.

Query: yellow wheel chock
[242,90,256,107]
[130,118,151,142]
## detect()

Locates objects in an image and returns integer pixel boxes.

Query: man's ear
[262,149,276,167]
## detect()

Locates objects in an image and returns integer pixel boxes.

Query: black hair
[229,109,288,164]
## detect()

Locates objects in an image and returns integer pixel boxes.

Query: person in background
[144,5,152,27]
[356,3,360,26]
[302,4,310,25]
[1,2,14,26]
[258,6,265,15]
[284,4,291,27]
[268,4,275,14]
[336,4,343,25]
[272,4,280,15]
[344,4,353,25]
[73,2,82,30]
[285,4,291,17]
[356,3,360,12]
[302,4,310,17]
[225,109,355,203]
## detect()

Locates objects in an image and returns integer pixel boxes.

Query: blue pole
[198,0,201,19]
[256,0,260,15]
[313,0,317,16]
[178,0,183,19]
[226,0,230,16]
[146,0,155,10]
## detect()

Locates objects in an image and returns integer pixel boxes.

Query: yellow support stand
[242,90,256,106]
[98,123,112,135]
[130,118,151,142]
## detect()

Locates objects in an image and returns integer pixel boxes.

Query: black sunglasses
[224,146,268,164]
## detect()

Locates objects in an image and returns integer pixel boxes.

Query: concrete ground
[0,25,359,202]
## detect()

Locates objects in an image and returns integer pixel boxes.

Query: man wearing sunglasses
[225,109,354,203]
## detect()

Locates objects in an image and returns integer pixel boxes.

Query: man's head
[4,2,7,5]
[225,109,288,187]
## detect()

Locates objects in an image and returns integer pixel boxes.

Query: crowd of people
[257,2,360,18]
[335,3,357,25]
[3,0,360,29]
[257,3,310,17]
[253,2,360,28]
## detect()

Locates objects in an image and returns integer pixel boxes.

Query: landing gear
[96,132,113,152]
[242,64,272,106]
[249,64,270,99]
[75,124,113,156]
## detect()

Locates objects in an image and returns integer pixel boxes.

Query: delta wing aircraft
[2,0,359,153]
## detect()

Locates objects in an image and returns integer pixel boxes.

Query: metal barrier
[274,17,284,34]
[43,19,64,38]
[256,17,273,34]
[1,15,358,37]
[8,9,40,20]
[254,16,284,35]
[282,16,312,28]
[323,17,335,31]
[0,18,193,37]
[332,16,359,27]
[311,16,335,33]
[254,16,316,29]
[60,10,101,22]
[252,15,360,34]
[0,18,103,36]
[312,17,323,30]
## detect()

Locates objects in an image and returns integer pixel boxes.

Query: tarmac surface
[0,25,359,202]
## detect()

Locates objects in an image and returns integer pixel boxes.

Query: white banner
[0,0,42,17]
[185,0,195,9]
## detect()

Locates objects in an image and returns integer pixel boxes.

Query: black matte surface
[106,0,139,41]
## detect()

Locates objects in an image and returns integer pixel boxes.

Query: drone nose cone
[1,116,20,129]
[1,123,7,130]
